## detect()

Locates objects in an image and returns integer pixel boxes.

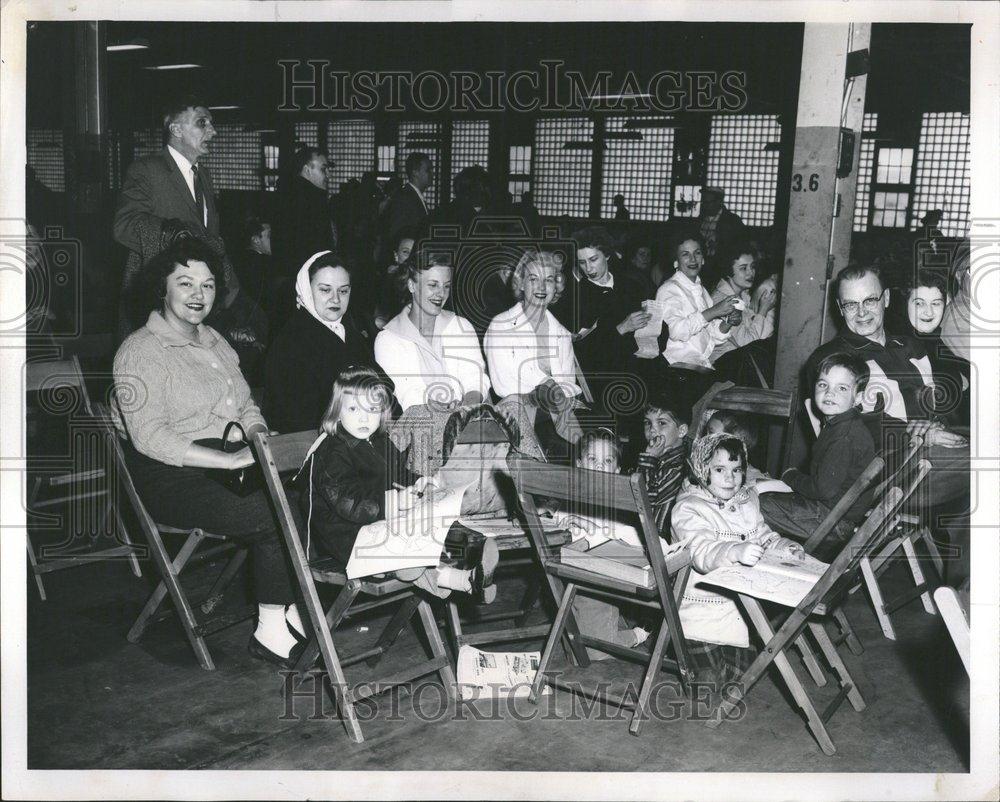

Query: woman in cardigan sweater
[264,251,378,434]
[113,237,302,669]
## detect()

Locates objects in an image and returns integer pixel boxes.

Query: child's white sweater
[670,481,796,647]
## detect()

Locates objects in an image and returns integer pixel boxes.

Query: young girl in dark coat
[297,366,498,599]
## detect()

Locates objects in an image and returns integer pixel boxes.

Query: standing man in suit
[273,146,335,281]
[378,151,431,265]
[113,95,241,337]
[698,186,746,266]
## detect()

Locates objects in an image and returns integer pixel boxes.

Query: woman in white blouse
[484,249,583,448]
[653,236,741,411]
[374,251,491,412]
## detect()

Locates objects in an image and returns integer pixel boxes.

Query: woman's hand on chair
[705,296,740,322]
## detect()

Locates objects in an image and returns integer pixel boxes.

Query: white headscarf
[295,250,346,341]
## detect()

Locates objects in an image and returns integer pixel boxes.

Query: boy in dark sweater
[759,352,877,560]
[635,393,690,536]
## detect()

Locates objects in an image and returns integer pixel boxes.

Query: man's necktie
[191,164,205,222]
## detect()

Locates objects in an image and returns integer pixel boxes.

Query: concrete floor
[26,546,968,773]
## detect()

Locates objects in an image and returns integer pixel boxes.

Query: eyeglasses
[839,295,883,316]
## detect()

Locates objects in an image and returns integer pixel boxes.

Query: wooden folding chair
[933,586,970,675]
[441,415,572,656]
[708,459,931,755]
[96,411,257,671]
[508,453,692,735]
[253,430,456,744]
[25,358,142,600]
[689,382,799,477]
[856,434,944,640]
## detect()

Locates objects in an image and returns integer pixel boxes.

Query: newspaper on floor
[345,481,473,580]
[694,549,829,608]
[456,645,551,701]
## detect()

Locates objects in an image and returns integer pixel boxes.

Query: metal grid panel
[450,120,490,184]
[326,119,376,195]
[706,114,781,226]
[398,121,442,210]
[201,125,262,190]
[26,129,65,192]
[294,122,320,148]
[911,112,970,237]
[853,112,878,232]
[133,129,162,160]
[533,117,594,218]
[600,116,674,221]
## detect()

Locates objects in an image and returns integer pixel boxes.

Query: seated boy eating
[758,352,877,560]
[636,393,690,534]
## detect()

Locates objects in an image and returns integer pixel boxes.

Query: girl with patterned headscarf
[670,433,804,687]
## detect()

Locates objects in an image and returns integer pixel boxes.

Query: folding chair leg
[629,618,671,736]
[832,608,864,655]
[129,530,214,670]
[445,599,464,657]
[920,527,945,577]
[530,582,579,704]
[901,536,936,615]
[367,595,421,668]
[794,633,827,687]
[309,606,364,743]
[809,620,865,713]
[295,581,362,673]
[860,556,896,640]
[112,504,143,579]
[741,597,837,756]
[200,548,248,614]
[415,598,457,701]
[26,533,47,602]
[513,579,543,627]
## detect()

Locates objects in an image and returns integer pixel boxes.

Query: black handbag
[202,421,262,497]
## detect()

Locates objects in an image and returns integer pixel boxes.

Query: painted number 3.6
[791,173,820,192]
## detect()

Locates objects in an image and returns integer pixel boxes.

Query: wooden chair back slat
[455,418,510,445]
[26,355,94,415]
[690,382,798,476]
[802,455,885,553]
[265,430,320,474]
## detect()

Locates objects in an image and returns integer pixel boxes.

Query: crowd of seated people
[106,108,972,683]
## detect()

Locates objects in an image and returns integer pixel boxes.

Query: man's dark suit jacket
[113,149,235,336]
[274,175,334,277]
[114,148,221,252]
[379,183,428,263]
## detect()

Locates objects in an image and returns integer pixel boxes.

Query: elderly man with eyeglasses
[803,263,970,582]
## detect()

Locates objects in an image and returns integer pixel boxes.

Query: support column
[774,23,870,467]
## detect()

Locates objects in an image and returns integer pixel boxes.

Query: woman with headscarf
[264,251,377,434]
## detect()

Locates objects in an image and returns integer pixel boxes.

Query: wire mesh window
[26,130,65,192]
[327,119,376,195]
[398,121,442,209]
[872,191,909,229]
[875,147,914,184]
[853,112,878,232]
[911,112,970,237]
[673,185,702,218]
[201,125,262,190]
[533,117,594,218]
[378,145,397,175]
[105,131,122,192]
[451,120,490,186]
[509,146,532,177]
[600,116,674,221]
[705,114,782,226]
[294,122,320,149]
[133,129,162,161]
[263,143,280,192]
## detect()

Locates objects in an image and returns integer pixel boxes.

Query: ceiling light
[107,38,149,52]
[144,63,203,71]
[209,105,241,110]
